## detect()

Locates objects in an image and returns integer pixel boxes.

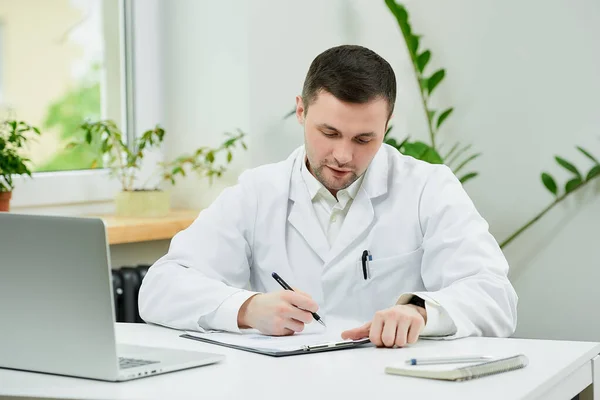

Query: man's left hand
[341,304,427,348]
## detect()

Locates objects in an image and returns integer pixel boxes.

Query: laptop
[0,212,224,381]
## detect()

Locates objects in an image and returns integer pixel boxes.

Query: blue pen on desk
[271,272,326,327]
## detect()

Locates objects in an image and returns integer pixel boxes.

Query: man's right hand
[237,290,319,336]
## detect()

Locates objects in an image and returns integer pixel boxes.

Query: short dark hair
[302,45,396,118]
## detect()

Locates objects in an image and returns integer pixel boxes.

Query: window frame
[10,0,137,209]
[0,22,4,104]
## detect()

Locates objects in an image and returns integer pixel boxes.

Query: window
[2,0,130,208]
[0,22,3,104]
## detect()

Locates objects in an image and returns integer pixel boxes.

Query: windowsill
[87,209,199,245]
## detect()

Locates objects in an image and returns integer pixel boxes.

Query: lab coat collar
[360,145,389,200]
[288,149,330,262]
[287,145,390,263]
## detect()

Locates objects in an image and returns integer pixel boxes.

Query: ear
[295,96,305,125]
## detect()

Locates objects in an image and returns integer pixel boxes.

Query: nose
[332,141,353,166]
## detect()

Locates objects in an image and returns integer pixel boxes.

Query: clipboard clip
[302,338,370,351]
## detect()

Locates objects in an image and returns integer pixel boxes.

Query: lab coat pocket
[358,247,424,315]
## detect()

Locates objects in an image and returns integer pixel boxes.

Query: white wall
[398,0,600,341]
[160,0,251,210]
[158,0,600,340]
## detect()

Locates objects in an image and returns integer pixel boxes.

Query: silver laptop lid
[0,213,119,380]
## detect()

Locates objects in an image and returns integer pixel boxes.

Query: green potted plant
[70,120,247,217]
[0,120,41,211]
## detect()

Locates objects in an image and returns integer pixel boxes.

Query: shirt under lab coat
[138,144,518,339]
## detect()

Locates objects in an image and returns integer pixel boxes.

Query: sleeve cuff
[197,290,259,333]
[396,293,457,337]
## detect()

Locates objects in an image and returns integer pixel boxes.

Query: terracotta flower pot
[0,191,12,212]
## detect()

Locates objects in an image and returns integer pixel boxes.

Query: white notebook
[180,318,371,357]
[385,354,529,381]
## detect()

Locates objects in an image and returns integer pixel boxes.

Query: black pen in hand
[271,272,326,327]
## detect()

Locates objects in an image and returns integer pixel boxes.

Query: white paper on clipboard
[183,317,370,353]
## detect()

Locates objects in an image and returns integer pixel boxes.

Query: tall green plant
[384,0,480,184]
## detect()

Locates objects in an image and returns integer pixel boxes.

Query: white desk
[1,323,599,400]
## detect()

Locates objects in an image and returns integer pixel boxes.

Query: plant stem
[404,47,436,148]
[111,134,128,191]
[140,167,161,190]
[422,92,436,149]
[499,175,598,249]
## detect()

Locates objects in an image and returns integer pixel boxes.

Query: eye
[355,138,371,144]
[321,131,337,138]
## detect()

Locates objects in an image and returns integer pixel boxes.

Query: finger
[406,317,424,344]
[381,319,398,348]
[269,317,296,336]
[291,287,312,298]
[272,328,295,336]
[394,319,411,347]
[284,317,305,333]
[341,322,371,340]
[369,314,385,347]
[286,305,314,324]
[285,291,319,313]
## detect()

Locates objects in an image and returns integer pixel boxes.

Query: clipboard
[179,332,371,357]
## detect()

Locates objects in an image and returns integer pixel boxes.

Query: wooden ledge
[91,209,199,245]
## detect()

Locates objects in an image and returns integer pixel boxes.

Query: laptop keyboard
[119,357,159,369]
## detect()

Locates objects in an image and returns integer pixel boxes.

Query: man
[139,45,517,348]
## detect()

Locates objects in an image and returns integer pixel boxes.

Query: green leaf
[565,177,582,193]
[427,109,436,123]
[385,138,399,149]
[172,166,184,176]
[416,50,431,73]
[587,165,600,181]
[436,108,454,129]
[443,142,460,160]
[555,156,581,178]
[385,124,394,138]
[385,0,413,51]
[427,69,445,95]
[397,136,410,149]
[420,78,428,91]
[284,108,296,120]
[407,34,420,56]
[459,172,478,184]
[541,172,558,196]
[447,144,472,166]
[206,151,215,163]
[401,141,443,164]
[454,153,481,174]
[241,142,248,150]
[227,151,232,163]
[577,146,600,165]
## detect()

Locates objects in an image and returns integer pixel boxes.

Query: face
[296,90,389,196]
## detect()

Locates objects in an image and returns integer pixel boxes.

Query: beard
[311,161,359,192]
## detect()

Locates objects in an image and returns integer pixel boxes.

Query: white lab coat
[138,145,517,339]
